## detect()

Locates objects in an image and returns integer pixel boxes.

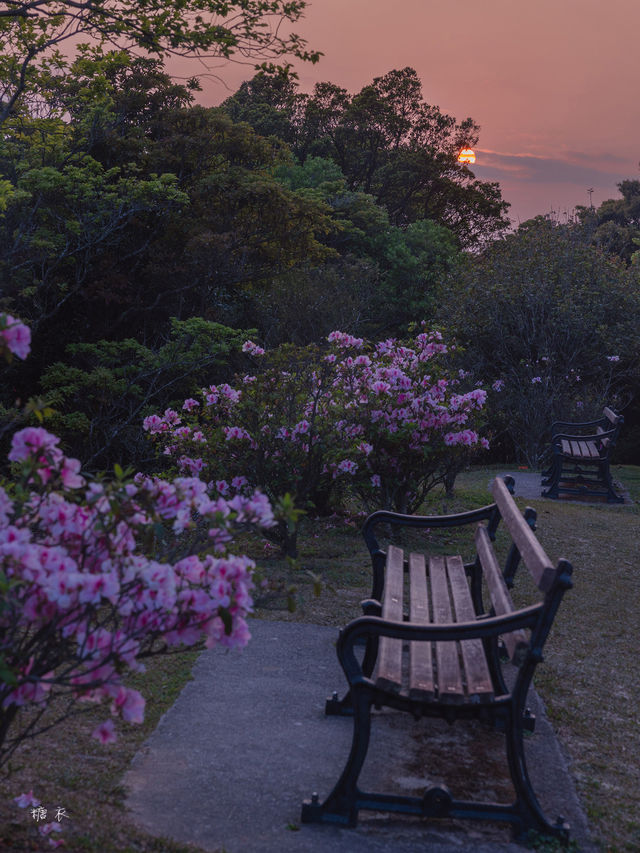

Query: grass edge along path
[1,464,638,851]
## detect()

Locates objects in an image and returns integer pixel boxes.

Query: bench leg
[302,686,372,826]
[541,461,562,499]
[598,461,624,503]
[326,629,379,716]
[542,458,623,503]
[506,710,570,843]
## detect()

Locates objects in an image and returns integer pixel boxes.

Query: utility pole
[587,187,594,208]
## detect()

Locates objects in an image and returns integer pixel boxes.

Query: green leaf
[219,607,233,635]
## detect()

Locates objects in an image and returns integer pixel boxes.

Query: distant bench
[542,406,624,503]
[302,476,574,844]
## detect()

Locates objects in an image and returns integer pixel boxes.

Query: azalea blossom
[0,313,31,360]
[14,790,40,808]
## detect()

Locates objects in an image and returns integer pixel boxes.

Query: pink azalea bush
[0,312,276,846]
[144,341,339,556]
[144,328,489,553]
[324,328,489,513]
[0,423,273,766]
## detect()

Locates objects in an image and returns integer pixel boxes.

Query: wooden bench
[541,406,624,503]
[301,476,574,844]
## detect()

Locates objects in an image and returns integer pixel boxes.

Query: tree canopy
[576,178,640,264]
[224,67,510,248]
[436,215,640,465]
[0,0,320,125]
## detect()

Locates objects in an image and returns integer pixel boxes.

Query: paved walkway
[125,619,596,853]
[498,470,632,504]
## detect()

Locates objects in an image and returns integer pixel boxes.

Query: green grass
[1,464,638,850]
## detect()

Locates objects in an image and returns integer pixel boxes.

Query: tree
[436,216,640,466]
[576,178,640,264]
[224,68,510,248]
[0,51,338,447]
[272,155,460,336]
[0,0,320,126]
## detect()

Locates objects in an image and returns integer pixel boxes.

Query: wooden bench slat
[375,544,404,693]
[446,555,494,700]
[475,526,529,665]
[408,553,434,701]
[603,406,620,424]
[429,555,464,703]
[492,478,557,592]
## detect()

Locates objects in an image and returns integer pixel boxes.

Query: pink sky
[193,0,640,225]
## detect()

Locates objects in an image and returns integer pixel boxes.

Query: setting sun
[458,147,476,164]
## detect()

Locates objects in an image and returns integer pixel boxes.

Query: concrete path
[498,469,632,504]
[125,619,595,853]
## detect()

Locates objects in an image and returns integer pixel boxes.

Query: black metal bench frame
[541,406,623,503]
[301,476,574,844]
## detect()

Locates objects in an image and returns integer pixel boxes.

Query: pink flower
[242,340,265,356]
[8,427,61,464]
[38,820,64,847]
[142,414,165,433]
[14,790,40,808]
[91,719,117,744]
[0,313,31,360]
[60,456,84,489]
[182,398,200,411]
[111,687,145,723]
[292,419,310,436]
[0,485,13,526]
[336,459,358,475]
[223,426,250,441]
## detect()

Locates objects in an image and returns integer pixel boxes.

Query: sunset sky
[195,0,640,226]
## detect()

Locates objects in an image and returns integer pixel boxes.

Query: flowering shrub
[144,342,339,556]
[0,313,274,852]
[324,329,488,513]
[0,425,273,766]
[144,328,489,552]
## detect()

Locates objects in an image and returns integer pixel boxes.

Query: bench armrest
[336,607,543,684]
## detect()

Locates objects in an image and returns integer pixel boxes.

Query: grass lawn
[1,465,638,851]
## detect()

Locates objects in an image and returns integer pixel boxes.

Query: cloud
[471,148,635,188]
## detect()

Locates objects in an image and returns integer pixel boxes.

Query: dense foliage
[143,330,488,555]
[223,67,510,248]
[436,216,640,466]
[0,0,320,126]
